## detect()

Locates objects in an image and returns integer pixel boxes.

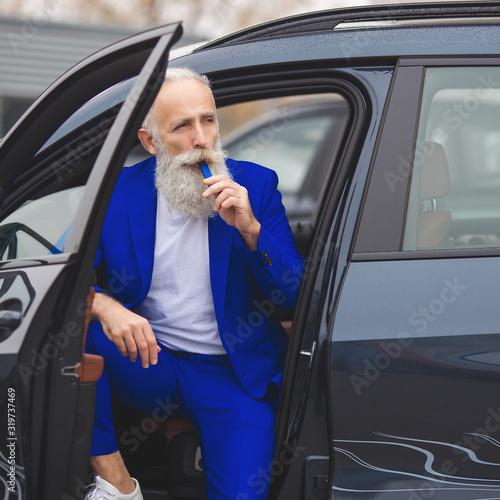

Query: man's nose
[192,123,208,148]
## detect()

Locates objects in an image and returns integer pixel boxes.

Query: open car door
[0,23,181,500]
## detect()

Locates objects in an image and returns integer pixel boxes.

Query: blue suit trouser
[85,322,277,500]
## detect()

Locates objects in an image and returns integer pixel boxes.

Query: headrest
[419,141,450,201]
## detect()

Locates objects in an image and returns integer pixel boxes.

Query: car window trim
[399,55,500,67]
[353,246,500,262]
[353,62,425,254]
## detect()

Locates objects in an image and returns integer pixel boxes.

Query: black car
[2,2,500,499]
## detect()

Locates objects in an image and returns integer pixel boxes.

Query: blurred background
[0,0,454,136]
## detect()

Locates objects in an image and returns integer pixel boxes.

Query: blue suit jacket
[94,156,304,398]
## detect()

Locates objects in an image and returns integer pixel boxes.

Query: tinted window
[403,67,500,250]
[0,81,135,262]
[219,94,350,223]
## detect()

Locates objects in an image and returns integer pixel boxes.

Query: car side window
[403,67,500,250]
[219,94,350,224]
[0,80,133,262]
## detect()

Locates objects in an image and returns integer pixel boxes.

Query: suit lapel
[208,214,233,324]
[128,157,158,309]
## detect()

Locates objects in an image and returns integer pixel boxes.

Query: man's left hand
[203,174,261,250]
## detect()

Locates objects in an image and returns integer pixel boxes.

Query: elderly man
[84,67,304,500]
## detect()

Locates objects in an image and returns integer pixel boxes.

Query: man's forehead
[155,79,215,120]
[160,79,213,104]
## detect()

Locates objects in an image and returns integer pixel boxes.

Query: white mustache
[154,141,231,219]
[173,147,225,168]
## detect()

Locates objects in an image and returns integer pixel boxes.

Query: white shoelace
[85,482,116,499]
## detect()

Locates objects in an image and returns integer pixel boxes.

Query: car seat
[417,141,451,248]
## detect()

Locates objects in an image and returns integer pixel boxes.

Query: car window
[219,94,350,224]
[402,67,500,250]
[0,84,131,262]
[0,188,83,260]
[0,106,109,260]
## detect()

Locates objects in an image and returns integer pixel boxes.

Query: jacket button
[263,251,272,267]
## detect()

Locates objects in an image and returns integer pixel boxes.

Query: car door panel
[331,258,500,498]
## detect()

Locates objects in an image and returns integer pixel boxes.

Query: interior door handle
[0,298,23,340]
[0,309,22,327]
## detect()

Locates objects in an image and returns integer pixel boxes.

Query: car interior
[403,66,500,252]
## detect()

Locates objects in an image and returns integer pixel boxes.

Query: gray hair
[141,67,214,133]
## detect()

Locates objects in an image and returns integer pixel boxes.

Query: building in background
[0,17,199,137]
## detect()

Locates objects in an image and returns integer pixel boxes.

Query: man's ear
[137,128,157,155]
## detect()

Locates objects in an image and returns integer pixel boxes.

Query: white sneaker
[84,476,143,500]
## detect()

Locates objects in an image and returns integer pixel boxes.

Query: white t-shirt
[134,193,226,355]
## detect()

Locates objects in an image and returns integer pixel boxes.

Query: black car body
[2,3,500,499]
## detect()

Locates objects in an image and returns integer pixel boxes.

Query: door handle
[300,340,317,368]
[0,298,23,341]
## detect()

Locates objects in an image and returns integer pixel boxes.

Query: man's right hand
[92,292,160,369]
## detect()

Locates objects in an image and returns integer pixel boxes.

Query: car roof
[171,2,500,73]
[200,1,500,48]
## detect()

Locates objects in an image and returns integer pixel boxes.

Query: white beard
[154,139,231,219]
